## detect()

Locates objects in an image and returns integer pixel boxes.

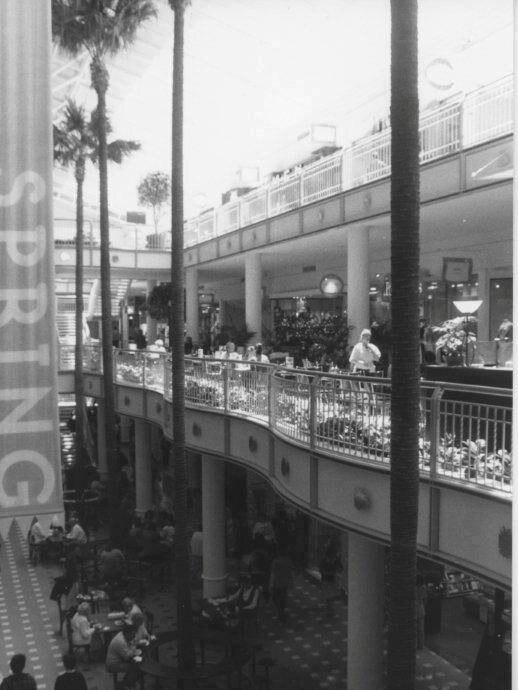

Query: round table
[141,628,253,689]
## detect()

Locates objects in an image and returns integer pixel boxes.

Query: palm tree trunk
[91,54,119,540]
[74,161,86,467]
[170,0,195,670]
[388,1,420,688]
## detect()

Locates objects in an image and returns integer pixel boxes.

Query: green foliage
[54,99,140,171]
[137,171,171,231]
[273,312,353,368]
[146,283,173,321]
[52,0,158,59]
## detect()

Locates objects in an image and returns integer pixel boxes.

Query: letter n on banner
[0,0,63,538]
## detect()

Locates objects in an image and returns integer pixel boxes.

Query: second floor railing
[54,75,513,254]
[73,345,512,496]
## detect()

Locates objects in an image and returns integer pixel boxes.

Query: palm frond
[52,0,158,57]
[106,139,141,164]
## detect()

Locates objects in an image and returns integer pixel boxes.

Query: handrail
[78,345,512,495]
[53,75,513,254]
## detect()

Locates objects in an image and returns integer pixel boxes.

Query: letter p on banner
[0,1,63,534]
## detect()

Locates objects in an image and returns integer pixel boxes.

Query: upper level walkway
[59,345,512,588]
[53,75,513,274]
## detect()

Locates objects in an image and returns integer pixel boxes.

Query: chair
[257,657,276,690]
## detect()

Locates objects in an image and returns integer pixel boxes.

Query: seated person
[105,624,141,689]
[160,521,175,546]
[122,597,143,624]
[227,573,260,613]
[131,612,150,644]
[99,543,126,583]
[202,574,260,628]
[225,341,241,360]
[255,343,270,364]
[66,516,87,545]
[252,513,275,545]
[71,602,95,647]
[29,516,47,544]
[137,530,170,563]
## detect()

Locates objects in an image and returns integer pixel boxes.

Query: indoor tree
[169,0,196,670]
[388,1,421,688]
[52,0,157,535]
[54,99,140,473]
[137,170,171,234]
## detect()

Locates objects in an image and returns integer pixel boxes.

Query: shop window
[490,278,512,339]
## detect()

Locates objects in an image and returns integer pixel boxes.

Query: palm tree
[52,0,157,533]
[388,1,420,688]
[169,0,195,671]
[54,99,140,474]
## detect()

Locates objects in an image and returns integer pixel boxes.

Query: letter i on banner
[0,0,63,533]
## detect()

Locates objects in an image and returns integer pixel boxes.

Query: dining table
[140,628,254,690]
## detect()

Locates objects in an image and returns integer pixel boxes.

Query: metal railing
[79,346,512,495]
[53,76,513,256]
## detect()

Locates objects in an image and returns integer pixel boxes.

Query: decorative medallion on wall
[318,208,325,222]
[280,457,290,477]
[248,436,258,453]
[88,380,93,390]
[155,403,162,415]
[363,192,372,211]
[353,487,372,511]
[192,422,202,437]
[188,253,192,262]
[227,239,232,249]
[252,231,257,242]
[124,396,130,407]
[111,254,119,263]
[498,526,512,559]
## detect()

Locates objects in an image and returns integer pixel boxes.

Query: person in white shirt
[71,602,95,647]
[66,516,87,544]
[349,329,381,374]
[255,343,270,363]
[225,341,240,360]
[29,517,47,544]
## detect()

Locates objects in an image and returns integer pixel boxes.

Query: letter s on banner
[0,170,45,207]
[0,450,55,507]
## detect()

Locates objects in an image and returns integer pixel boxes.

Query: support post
[201,455,227,598]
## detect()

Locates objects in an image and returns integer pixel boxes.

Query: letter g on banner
[0,450,55,507]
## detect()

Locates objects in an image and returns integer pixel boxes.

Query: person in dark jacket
[54,654,87,690]
[269,549,294,624]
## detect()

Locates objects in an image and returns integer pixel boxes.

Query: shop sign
[0,1,62,534]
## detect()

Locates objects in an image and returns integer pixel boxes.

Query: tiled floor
[0,524,473,689]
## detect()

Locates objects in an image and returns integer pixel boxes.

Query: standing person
[319,540,343,618]
[70,602,95,648]
[255,343,269,363]
[65,515,87,545]
[54,653,87,690]
[349,328,381,374]
[0,654,37,690]
[269,549,294,624]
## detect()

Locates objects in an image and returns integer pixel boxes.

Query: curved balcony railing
[54,75,513,253]
[75,345,512,495]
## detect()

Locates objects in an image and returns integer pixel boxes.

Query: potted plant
[432,316,477,366]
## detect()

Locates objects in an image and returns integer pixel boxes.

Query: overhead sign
[0,0,63,536]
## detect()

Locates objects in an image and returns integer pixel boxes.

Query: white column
[134,419,153,517]
[201,455,227,598]
[245,253,262,342]
[347,226,371,341]
[146,280,158,344]
[96,400,108,480]
[185,267,199,344]
[475,267,490,341]
[347,533,385,690]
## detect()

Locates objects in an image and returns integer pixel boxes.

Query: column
[201,455,227,598]
[347,226,370,340]
[245,253,262,342]
[475,267,490,341]
[146,280,158,344]
[121,300,129,349]
[347,533,385,690]
[96,400,108,480]
[134,419,153,517]
[185,267,199,344]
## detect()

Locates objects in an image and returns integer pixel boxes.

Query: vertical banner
[0,1,63,536]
